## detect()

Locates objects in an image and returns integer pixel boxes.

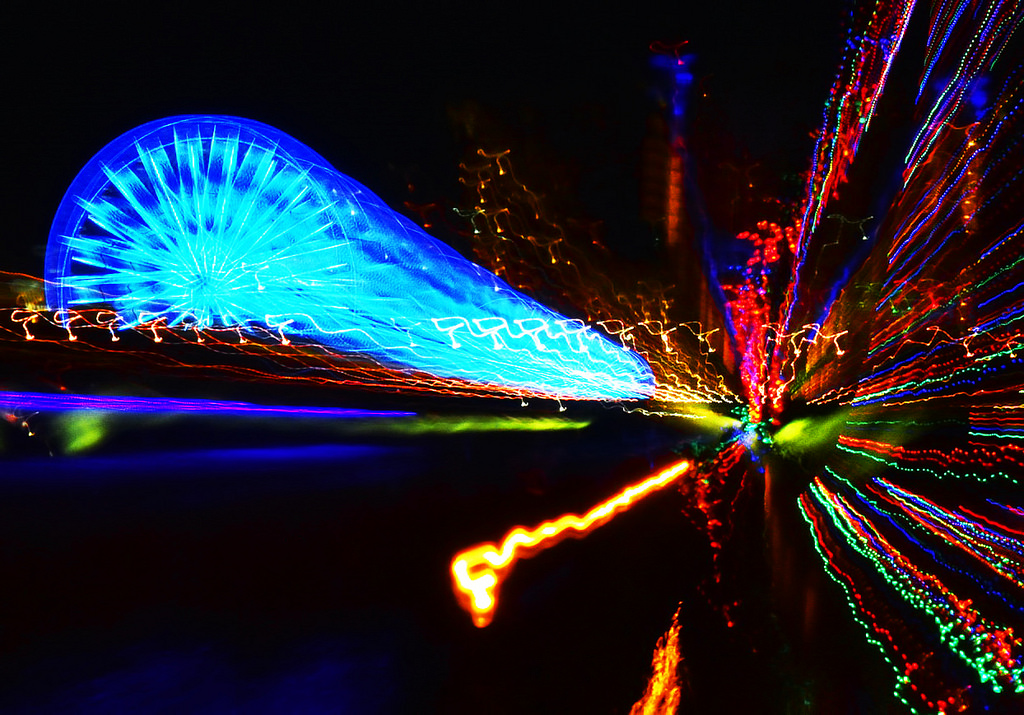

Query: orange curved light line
[451,459,692,627]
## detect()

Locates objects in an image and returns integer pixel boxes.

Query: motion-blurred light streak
[629,608,684,715]
[450,459,691,627]
[457,147,735,407]
[0,390,414,419]
[803,476,1024,709]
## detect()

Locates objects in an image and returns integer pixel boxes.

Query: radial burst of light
[9,0,1024,711]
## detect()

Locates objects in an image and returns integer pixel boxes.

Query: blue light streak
[0,390,415,418]
[44,116,654,401]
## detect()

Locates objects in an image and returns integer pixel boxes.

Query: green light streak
[337,415,592,435]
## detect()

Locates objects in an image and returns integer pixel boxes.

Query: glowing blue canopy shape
[45,116,654,400]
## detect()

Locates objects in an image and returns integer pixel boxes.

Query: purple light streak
[0,391,415,419]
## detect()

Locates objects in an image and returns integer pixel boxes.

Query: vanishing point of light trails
[451,459,692,627]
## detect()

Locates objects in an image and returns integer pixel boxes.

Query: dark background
[6,0,845,277]
[0,2,890,713]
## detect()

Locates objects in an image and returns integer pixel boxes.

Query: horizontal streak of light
[0,390,415,419]
[335,415,591,435]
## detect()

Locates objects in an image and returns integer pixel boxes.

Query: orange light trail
[630,609,683,715]
[450,459,692,627]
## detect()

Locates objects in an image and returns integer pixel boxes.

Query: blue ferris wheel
[45,115,655,401]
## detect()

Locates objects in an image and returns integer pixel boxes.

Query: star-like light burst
[3,0,1023,712]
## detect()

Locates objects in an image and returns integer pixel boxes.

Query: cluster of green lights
[738,418,773,451]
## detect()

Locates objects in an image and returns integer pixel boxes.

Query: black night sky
[9,1,845,276]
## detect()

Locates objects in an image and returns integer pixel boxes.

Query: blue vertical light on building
[45,116,655,400]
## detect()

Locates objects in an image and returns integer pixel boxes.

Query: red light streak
[450,459,691,627]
